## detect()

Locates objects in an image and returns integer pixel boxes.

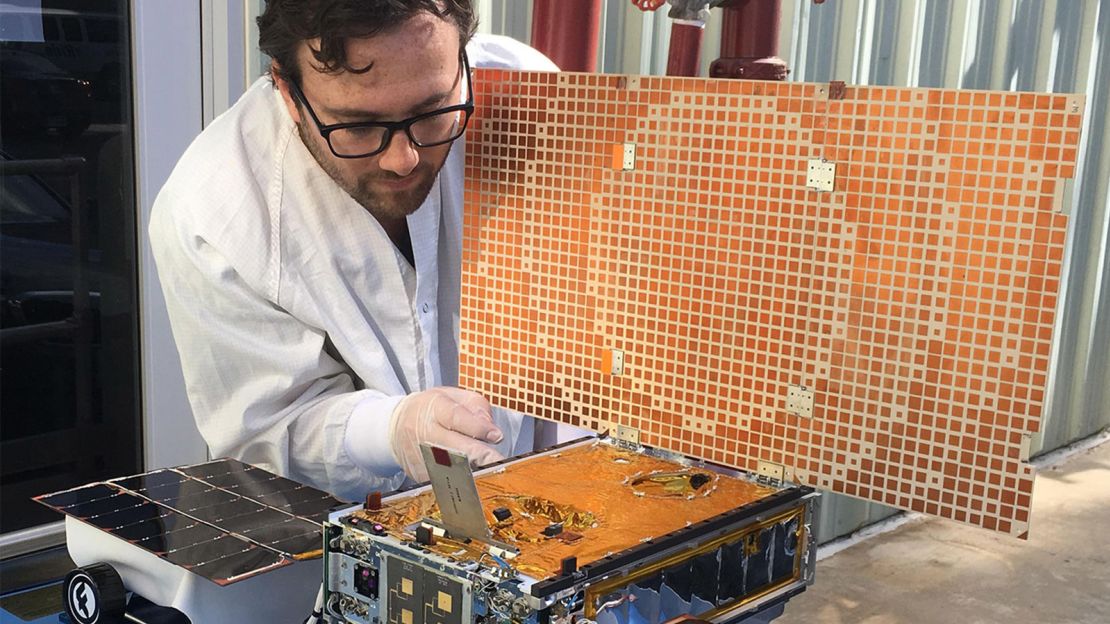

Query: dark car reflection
[0,152,114,446]
[0,5,140,538]
[0,49,93,137]
[0,153,102,331]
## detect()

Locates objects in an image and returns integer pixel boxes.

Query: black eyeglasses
[288,51,474,159]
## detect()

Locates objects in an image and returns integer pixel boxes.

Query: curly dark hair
[258,0,477,86]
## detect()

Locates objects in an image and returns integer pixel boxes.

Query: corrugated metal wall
[774,0,1110,462]
[485,0,1109,541]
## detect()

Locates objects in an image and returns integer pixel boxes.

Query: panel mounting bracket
[622,143,636,170]
[611,143,636,170]
[786,384,815,418]
[613,424,641,450]
[806,159,836,192]
[755,460,787,487]
[601,349,625,376]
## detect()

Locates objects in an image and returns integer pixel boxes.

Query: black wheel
[63,563,127,624]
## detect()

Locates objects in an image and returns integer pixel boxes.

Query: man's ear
[271,61,303,125]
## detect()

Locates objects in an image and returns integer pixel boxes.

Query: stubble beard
[297,121,443,222]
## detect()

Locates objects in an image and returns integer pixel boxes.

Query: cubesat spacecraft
[323,438,816,624]
[37,68,1083,624]
[39,436,815,624]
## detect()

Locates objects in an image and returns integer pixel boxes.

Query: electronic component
[416,525,437,546]
[354,564,379,600]
[559,557,577,576]
[366,492,382,511]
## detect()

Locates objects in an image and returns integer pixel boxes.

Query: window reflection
[1,1,140,536]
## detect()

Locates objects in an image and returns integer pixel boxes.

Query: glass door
[1,0,142,537]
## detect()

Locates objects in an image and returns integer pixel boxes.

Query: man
[150,1,557,501]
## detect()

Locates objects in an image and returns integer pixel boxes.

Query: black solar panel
[35,458,348,585]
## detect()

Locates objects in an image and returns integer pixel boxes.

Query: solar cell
[35,459,345,585]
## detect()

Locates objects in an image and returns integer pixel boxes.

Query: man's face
[276,14,463,224]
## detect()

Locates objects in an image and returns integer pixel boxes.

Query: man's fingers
[437,431,505,467]
[447,409,504,443]
[434,390,503,443]
[439,388,496,422]
[405,462,430,483]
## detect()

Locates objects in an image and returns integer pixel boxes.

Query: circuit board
[346,442,778,578]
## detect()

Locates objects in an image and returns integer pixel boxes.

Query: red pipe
[530,0,603,72]
[666,23,704,76]
[709,0,788,80]
[719,0,780,58]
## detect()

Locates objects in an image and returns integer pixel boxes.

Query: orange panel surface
[459,70,1084,537]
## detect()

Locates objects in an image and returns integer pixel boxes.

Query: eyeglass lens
[328,110,466,157]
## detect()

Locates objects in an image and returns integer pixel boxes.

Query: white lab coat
[150,36,558,501]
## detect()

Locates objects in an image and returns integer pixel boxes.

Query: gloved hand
[388,387,505,482]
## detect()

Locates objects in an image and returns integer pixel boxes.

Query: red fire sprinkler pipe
[634,0,710,77]
[530,0,603,72]
[667,23,705,76]
[709,0,789,81]
[666,1,712,76]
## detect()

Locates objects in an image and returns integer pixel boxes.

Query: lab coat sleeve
[468,34,561,71]
[150,211,405,501]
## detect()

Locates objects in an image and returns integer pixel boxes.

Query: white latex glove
[388,387,505,482]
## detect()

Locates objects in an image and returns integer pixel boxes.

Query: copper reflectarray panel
[459,70,1084,537]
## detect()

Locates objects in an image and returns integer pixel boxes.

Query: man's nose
[377,130,420,177]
